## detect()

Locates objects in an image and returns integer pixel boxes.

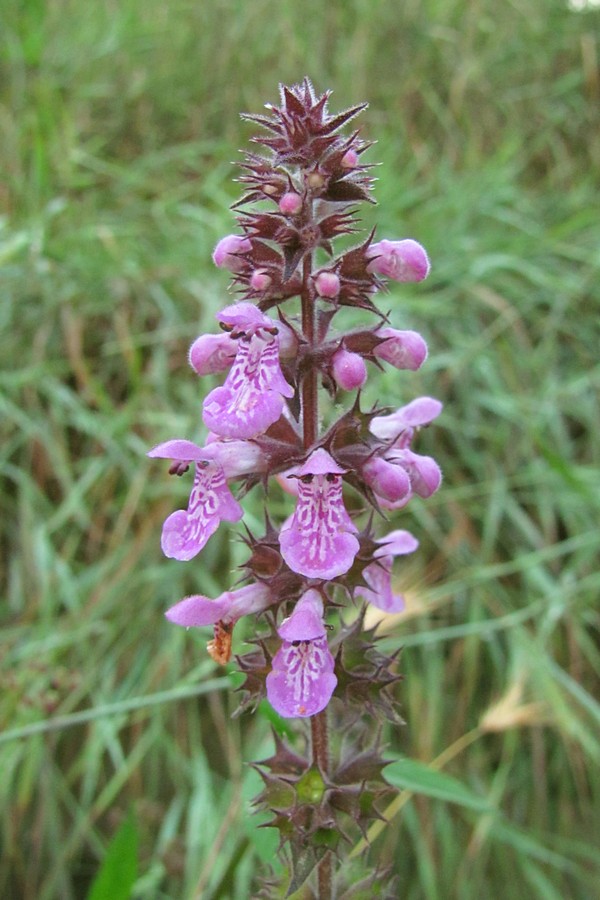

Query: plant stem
[301,252,318,448]
[301,233,333,898]
[310,709,330,773]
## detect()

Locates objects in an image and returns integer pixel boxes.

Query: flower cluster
[149,80,442,727]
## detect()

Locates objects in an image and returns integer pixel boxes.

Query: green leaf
[386,758,493,812]
[86,809,138,900]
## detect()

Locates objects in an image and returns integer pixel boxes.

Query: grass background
[1,0,599,897]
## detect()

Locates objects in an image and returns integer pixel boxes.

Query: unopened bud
[341,148,359,168]
[212,234,252,273]
[331,348,367,391]
[250,268,272,292]
[367,239,430,282]
[363,456,411,503]
[279,192,303,215]
[374,328,428,370]
[315,271,341,299]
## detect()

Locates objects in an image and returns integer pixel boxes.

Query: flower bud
[374,328,428,370]
[279,192,303,215]
[212,234,252,272]
[331,347,367,391]
[367,239,430,282]
[188,333,237,375]
[341,148,359,168]
[315,271,340,299]
[362,456,411,503]
[250,268,272,292]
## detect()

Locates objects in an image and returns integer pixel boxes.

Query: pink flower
[202,303,294,439]
[315,271,341,299]
[166,582,273,665]
[249,268,272,292]
[266,589,337,718]
[279,192,303,215]
[362,455,411,503]
[374,328,428,371]
[279,448,359,579]
[354,530,418,613]
[188,333,238,375]
[212,234,252,272]
[331,347,367,391]
[367,239,430,282]
[166,582,272,628]
[368,398,443,506]
[341,148,359,168]
[148,439,246,561]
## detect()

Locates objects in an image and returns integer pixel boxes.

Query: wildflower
[202,303,294,439]
[212,234,252,272]
[355,530,418,613]
[188,332,238,375]
[367,238,430,282]
[373,327,428,371]
[148,439,252,561]
[266,589,337,718]
[315,271,341,299]
[369,397,443,504]
[331,346,368,391]
[279,191,303,215]
[166,583,273,664]
[279,448,359,579]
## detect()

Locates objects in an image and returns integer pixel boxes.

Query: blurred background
[1,0,599,897]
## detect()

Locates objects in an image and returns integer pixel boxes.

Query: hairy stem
[301,251,318,448]
[300,233,333,898]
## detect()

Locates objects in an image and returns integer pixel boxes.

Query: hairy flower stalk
[149,79,441,898]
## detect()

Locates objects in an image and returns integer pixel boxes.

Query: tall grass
[1,0,599,897]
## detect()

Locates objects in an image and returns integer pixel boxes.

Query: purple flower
[148,439,247,561]
[362,455,411,504]
[166,582,273,665]
[374,328,428,371]
[355,530,418,613]
[202,303,294,440]
[266,589,337,718]
[212,234,252,272]
[188,332,238,375]
[367,398,443,507]
[331,347,367,391]
[165,582,272,628]
[367,239,430,282]
[279,448,360,579]
[370,396,443,441]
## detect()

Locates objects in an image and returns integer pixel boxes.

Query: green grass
[1,0,599,897]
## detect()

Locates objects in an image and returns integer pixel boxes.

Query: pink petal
[374,529,419,558]
[148,439,205,461]
[295,448,346,477]
[362,456,411,503]
[278,590,325,641]
[366,239,430,282]
[331,348,367,391]
[374,328,428,371]
[160,461,243,561]
[188,333,238,375]
[166,583,272,627]
[203,331,293,439]
[356,557,406,613]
